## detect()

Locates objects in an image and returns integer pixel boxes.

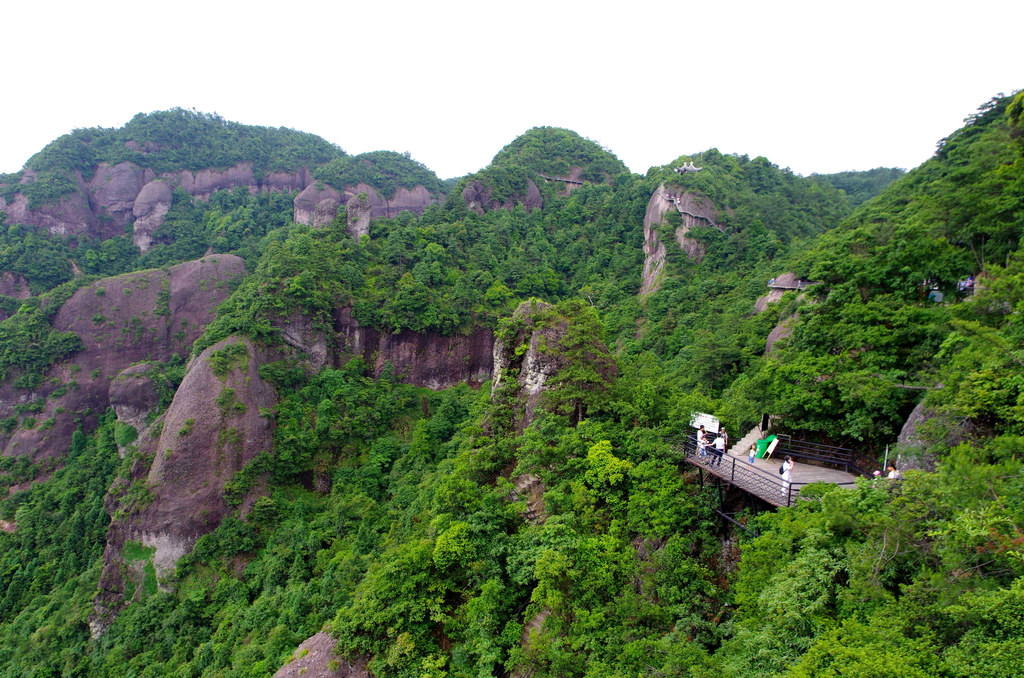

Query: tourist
[886,464,902,480]
[713,434,725,466]
[748,443,757,464]
[720,428,728,455]
[781,455,794,499]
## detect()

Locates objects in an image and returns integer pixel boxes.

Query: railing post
[731,456,735,483]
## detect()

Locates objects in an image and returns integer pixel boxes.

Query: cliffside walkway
[767,280,818,291]
[656,186,721,230]
[537,173,584,185]
[669,432,872,508]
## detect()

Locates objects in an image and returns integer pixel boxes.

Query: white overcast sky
[2,0,1021,179]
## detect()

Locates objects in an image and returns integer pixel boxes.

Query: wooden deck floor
[681,445,861,507]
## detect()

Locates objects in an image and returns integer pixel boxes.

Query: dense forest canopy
[25,109,347,178]
[0,94,1021,677]
[808,167,906,207]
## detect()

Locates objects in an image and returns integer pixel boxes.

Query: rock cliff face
[639,183,723,296]
[4,170,100,238]
[293,182,438,236]
[293,183,343,228]
[108,363,165,436]
[89,162,148,232]
[753,272,799,313]
[93,335,279,635]
[131,180,173,251]
[764,314,798,354]
[0,255,245,462]
[462,178,543,215]
[0,271,31,299]
[334,308,493,389]
[1,162,316,242]
[491,300,616,430]
[274,633,368,678]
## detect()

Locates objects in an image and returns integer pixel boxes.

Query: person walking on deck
[713,434,725,466]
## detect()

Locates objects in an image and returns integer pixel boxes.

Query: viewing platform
[670,434,875,508]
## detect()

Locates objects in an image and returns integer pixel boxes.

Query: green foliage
[809,167,906,207]
[0,277,89,385]
[206,341,249,379]
[26,109,345,180]
[3,93,1024,678]
[313,150,443,200]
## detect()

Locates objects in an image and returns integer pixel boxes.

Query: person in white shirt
[781,455,794,498]
[713,435,725,466]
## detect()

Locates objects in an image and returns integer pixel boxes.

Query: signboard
[690,412,720,434]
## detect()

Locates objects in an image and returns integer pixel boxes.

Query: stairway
[728,424,765,460]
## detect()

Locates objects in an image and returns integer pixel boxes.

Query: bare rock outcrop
[334,308,493,389]
[169,164,259,200]
[294,184,343,227]
[274,312,329,372]
[492,300,615,430]
[108,364,165,436]
[463,180,494,216]
[132,180,173,251]
[462,178,542,215]
[894,398,949,472]
[765,314,798,354]
[5,170,99,238]
[346,193,372,239]
[274,633,369,678]
[640,183,724,296]
[2,162,315,244]
[295,182,438,234]
[93,336,277,632]
[88,162,148,230]
[492,301,563,428]
[338,182,437,224]
[0,255,245,462]
[0,271,31,299]
[753,273,799,313]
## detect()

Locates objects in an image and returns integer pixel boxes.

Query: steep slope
[0,255,244,461]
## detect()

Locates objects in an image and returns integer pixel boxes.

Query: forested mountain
[809,167,905,207]
[0,96,1021,678]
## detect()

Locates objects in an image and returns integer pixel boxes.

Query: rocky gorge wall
[0,254,245,462]
[292,182,438,237]
[1,161,440,249]
[639,182,724,296]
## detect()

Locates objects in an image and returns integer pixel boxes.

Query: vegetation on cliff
[0,93,1022,677]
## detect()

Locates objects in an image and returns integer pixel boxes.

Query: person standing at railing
[781,455,794,498]
[748,443,757,465]
[720,428,728,455]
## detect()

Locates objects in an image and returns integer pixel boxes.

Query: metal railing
[667,436,859,508]
[771,436,880,477]
[767,280,819,290]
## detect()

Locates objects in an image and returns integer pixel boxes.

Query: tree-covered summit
[490,126,627,181]
[312,150,444,200]
[22,108,347,180]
